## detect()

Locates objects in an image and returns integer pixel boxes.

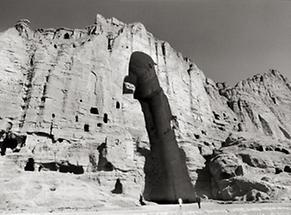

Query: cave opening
[90,107,99,114]
[84,124,89,132]
[24,158,35,171]
[103,113,108,123]
[38,161,84,174]
[64,33,70,39]
[122,51,196,204]
[97,141,113,171]
[284,166,291,173]
[194,154,213,199]
[116,101,120,109]
[111,178,123,194]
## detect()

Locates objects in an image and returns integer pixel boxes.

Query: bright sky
[0,0,290,85]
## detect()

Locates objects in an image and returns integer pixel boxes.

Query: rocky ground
[0,141,290,213]
[0,153,141,213]
[2,202,291,215]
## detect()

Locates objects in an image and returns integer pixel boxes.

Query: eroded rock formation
[208,134,291,201]
[0,14,290,210]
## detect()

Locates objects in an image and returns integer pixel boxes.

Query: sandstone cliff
[0,14,290,211]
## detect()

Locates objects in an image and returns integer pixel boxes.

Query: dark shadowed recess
[123,51,196,204]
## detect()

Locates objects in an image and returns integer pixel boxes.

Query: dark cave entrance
[122,51,196,204]
[97,140,113,171]
[194,155,213,199]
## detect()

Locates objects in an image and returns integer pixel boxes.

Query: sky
[0,0,290,85]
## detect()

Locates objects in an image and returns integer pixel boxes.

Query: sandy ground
[1,156,291,215]
[2,202,291,215]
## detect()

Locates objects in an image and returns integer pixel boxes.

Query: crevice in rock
[198,145,202,154]
[107,33,114,52]
[103,113,108,123]
[49,114,55,136]
[212,111,220,120]
[37,69,52,124]
[243,103,259,129]
[271,97,277,104]
[154,41,159,72]
[161,42,166,64]
[258,114,273,136]
[279,126,291,139]
[187,63,193,76]
[61,89,68,113]
[88,153,98,172]
[19,45,37,128]
[201,130,207,135]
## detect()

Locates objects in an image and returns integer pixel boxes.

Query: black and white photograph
[0,0,290,214]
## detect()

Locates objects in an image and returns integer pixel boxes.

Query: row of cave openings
[79,101,121,133]
[49,102,121,133]
[60,26,170,64]
[52,32,93,49]
[24,151,124,194]
[58,31,116,52]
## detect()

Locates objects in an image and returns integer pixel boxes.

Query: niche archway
[122,51,196,204]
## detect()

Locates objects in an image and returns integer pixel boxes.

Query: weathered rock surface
[0,14,290,211]
[208,134,291,201]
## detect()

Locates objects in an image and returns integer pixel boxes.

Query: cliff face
[0,15,213,183]
[0,15,290,210]
[220,70,291,139]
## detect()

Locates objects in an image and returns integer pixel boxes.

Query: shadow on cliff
[194,154,213,199]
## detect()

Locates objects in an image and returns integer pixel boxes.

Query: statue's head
[123,51,161,99]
